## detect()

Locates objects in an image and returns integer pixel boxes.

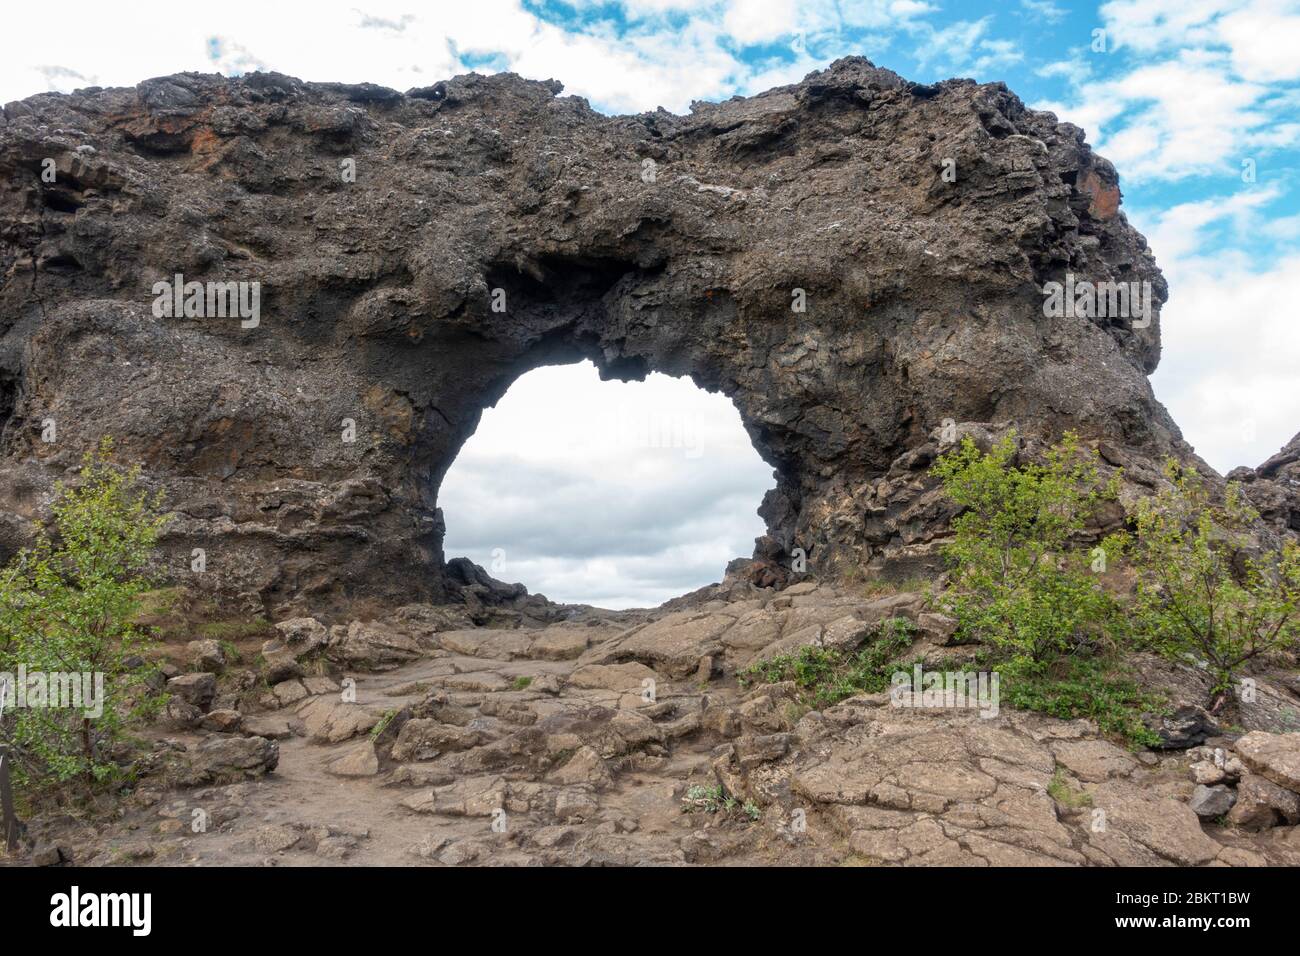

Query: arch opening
[438,360,774,609]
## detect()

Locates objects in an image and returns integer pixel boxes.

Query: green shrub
[681,783,725,813]
[994,654,1163,747]
[740,618,917,710]
[369,708,398,740]
[930,431,1123,665]
[929,432,1163,747]
[0,439,169,794]
[1126,462,1300,698]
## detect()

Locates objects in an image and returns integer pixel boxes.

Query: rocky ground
[15,577,1300,867]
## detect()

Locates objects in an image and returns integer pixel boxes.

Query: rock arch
[0,58,1187,617]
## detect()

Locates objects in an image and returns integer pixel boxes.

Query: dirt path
[16,584,1300,866]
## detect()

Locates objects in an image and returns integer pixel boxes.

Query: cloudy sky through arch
[438,362,773,607]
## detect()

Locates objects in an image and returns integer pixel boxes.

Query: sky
[2,0,1296,606]
[438,362,773,607]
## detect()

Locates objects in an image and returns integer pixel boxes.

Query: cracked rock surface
[24,583,1300,867]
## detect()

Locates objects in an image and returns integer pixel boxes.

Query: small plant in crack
[681,785,763,823]
[740,617,918,710]
[369,708,398,739]
[1046,767,1092,809]
[681,784,725,814]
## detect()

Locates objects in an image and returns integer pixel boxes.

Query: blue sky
[2,0,1297,605]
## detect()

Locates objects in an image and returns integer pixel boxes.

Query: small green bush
[0,439,169,794]
[1046,767,1093,808]
[741,618,917,710]
[929,432,1162,747]
[930,431,1123,665]
[994,654,1162,747]
[1126,462,1300,698]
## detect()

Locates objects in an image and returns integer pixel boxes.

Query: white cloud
[1037,50,1295,181]
[1149,254,1300,473]
[724,0,802,45]
[1034,1,1300,182]
[440,362,773,608]
[840,0,937,28]
[0,0,946,114]
[1021,0,1069,22]
[912,17,1024,76]
[1132,194,1300,472]
[1138,186,1281,261]
[1035,53,1094,87]
[1218,0,1300,81]
[1260,211,1300,238]
[1098,0,1239,51]
[1098,0,1300,77]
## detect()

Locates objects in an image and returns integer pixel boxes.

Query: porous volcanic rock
[1233,431,1300,537]
[0,59,1191,616]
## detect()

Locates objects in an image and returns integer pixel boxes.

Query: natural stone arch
[0,58,1187,618]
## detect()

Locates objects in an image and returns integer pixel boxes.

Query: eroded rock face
[1233,432,1300,537]
[0,59,1186,615]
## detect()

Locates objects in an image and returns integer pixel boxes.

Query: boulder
[260,639,306,684]
[1233,732,1300,793]
[1189,760,1226,785]
[0,60,1180,618]
[1050,739,1137,783]
[1088,781,1222,866]
[200,709,243,733]
[13,59,1299,870]
[527,628,592,661]
[1188,784,1236,819]
[1226,774,1300,830]
[274,617,330,653]
[1147,706,1221,750]
[549,746,614,788]
[271,679,309,707]
[820,616,875,653]
[163,697,203,729]
[326,621,420,670]
[166,672,216,710]
[612,612,734,678]
[241,715,294,740]
[567,662,659,692]
[295,697,382,743]
[182,734,279,784]
[327,741,380,777]
[390,718,488,762]
[186,639,226,673]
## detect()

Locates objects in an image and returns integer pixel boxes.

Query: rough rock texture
[1234,732,1300,793]
[1232,431,1300,537]
[21,584,1300,867]
[0,59,1190,616]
